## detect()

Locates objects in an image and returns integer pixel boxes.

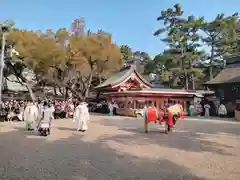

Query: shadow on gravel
[0,127,207,180]
[13,126,38,135]
[98,117,239,156]
[176,119,240,136]
[111,115,240,136]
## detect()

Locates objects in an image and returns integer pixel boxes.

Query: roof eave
[94,84,112,90]
[134,70,152,88]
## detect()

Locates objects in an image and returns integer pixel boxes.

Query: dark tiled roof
[205,64,240,85]
[95,67,131,89]
[95,65,151,89]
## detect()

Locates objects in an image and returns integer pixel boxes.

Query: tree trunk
[209,66,213,80]
[185,72,189,90]
[98,74,102,84]
[191,74,195,90]
[64,87,68,100]
[53,87,57,95]
[0,33,6,103]
[24,82,36,102]
[83,74,93,100]
[209,42,214,80]
[96,91,101,101]
[65,84,83,100]
[58,87,63,95]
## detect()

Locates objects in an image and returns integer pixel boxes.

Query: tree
[6,29,65,100]
[120,45,132,65]
[216,14,240,59]
[131,51,152,74]
[0,21,15,101]
[154,4,204,89]
[1,21,42,101]
[133,51,152,64]
[200,13,239,80]
[47,29,122,99]
[144,53,172,85]
[5,20,123,100]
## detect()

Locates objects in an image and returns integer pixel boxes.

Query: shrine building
[95,65,202,116]
[204,55,240,119]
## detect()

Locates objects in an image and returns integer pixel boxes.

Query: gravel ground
[0,114,240,180]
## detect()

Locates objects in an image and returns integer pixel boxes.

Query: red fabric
[158,110,164,123]
[147,107,157,123]
[178,104,185,119]
[56,104,61,110]
[167,104,184,128]
[167,111,174,128]
[180,111,185,119]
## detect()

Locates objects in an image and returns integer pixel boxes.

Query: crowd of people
[0,99,75,121]
[0,97,231,136]
[0,98,90,135]
[188,101,228,118]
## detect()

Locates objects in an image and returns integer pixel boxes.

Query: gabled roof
[95,65,152,89]
[205,64,240,85]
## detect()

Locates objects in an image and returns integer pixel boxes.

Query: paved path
[0,115,240,180]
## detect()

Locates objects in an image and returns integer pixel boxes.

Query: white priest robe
[24,104,39,130]
[73,103,89,131]
[218,104,227,116]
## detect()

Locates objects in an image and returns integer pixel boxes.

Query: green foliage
[217,14,240,58]
[149,4,240,89]
[200,13,239,79]
[120,45,132,61]
[153,4,205,89]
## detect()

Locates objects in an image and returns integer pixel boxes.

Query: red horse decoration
[144,104,184,134]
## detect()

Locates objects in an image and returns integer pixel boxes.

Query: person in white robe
[18,103,25,121]
[37,101,54,134]
[24,102,39,131]
[204,103,211,117]
[7,107,15,123]
[73,100,89,132]
[218,103,227,117]
[108,102,114,116]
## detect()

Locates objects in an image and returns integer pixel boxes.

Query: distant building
[69,17,85,37]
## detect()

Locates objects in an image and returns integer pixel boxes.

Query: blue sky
[1,0,240,57]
